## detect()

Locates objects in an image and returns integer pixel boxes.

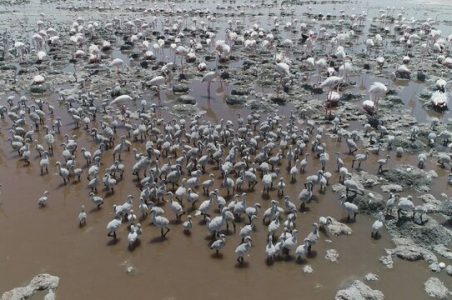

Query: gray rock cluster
[1,274,59,300]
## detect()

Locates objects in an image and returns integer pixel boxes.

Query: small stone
[365,273,379,281]
[172,84,190,94]
[225,95,246,105]
[325,249,340,262]
[446,265,452,276]
[381,184,403,193]
[379,254,394,269]
[177,95,196,105]
[429,262,441,272]
[303,265,313,273]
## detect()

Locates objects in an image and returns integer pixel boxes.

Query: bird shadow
[106,238,120,246]
[339,217,356,224]
[265,258,275,266]
[183,230,191,236]
[89,207,102,214]
[372,233,382,240]
[150,236,168,244]
[307,250,318,258]
[104,191,116,198]
[234,261,250,269]
[210,252,224,260]
[128,240,141,252]
[261,193,271,200]
[55,182,68,189]
[441,218,452,229]
[299,206,311,213]
[198,219,209,226]
[283,255,295,262]
[384,215,396,221]
[295,258,307,265]
[204,235,215,241]
[395,216,411,227]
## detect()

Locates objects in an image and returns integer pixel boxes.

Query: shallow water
[1,0,452,299]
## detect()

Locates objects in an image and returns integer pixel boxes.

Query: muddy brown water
[1,0,452,299]
[0,95,451,299]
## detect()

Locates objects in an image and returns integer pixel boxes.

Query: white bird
[339,193,359,222]
[282,229,298,255]
[167,192,185,221]
[265,235,277,262]
[127,226,139,250]
[182,215,193,233]
[239,215,256,241]
[210,233,226,255]
[397,195,414,219]
[78,205,87,226]
[150,207,170,238]
[371,212,384,239]
[106,216,122,240]
[295,239,311,262]
[235,236,252,264]
[202,71,219,93]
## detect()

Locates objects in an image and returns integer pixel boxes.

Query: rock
[340,93,361,101]
[381,184,403,193]
[429,262,442,272]
[355,172,380,188]
[327,218,352,236]
[231,88,249,96]
[385,95,403,105]
[440,200,452,217]
[270,94,287,105]
[446,265,452,276]
[379,254,394,269]
[433,245,452,260]
[170,104,204,117]
[303,265,313,273]
[325,249,340,262]
[391,220,452,251]
[387,238,438,263]
[424,277,450,299]
[172,84,190,94]
[382,165,433,192]
[419,194,443,213]
[333,183,384,212]
[44,289,56,300]
[177,95,196,105]
[225,95,246,105]
[335,280,384,300]
[365,273,379,281]
[1,274,60,300]
[302,83,323,94]
[30,85,47,94]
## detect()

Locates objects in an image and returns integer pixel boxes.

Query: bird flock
[1,0,452,270]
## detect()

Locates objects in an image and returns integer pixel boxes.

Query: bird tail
[194,210,202,217]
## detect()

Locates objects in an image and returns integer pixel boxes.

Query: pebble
[303,265,314,274]
[365,273,379,281]
[325,249,340,262]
